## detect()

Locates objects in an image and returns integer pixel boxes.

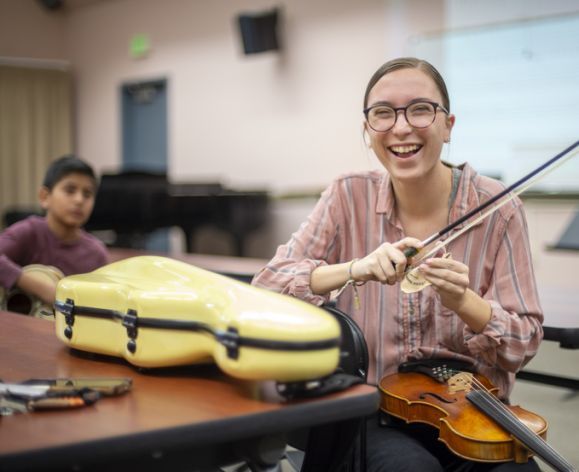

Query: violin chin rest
[398,358,475,378]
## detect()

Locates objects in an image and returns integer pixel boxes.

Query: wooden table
[0,311,379,472]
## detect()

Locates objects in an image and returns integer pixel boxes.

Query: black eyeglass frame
[363,100,450,133]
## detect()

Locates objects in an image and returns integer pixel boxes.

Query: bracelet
[347,258,359,282]
[334,258,365,309]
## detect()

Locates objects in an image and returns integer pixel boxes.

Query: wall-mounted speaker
[37,0,64,11]
[237,8,281,55]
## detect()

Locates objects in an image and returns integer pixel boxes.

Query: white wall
[64,0,445,194]
[0,0,67,60]
[445,0,579,28]
[3,0,573,197]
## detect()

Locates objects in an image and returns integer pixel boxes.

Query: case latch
[56,298,76,339]
[122,309,139,354]
[220,327,240,360]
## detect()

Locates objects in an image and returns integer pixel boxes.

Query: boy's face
[39,173,97,229]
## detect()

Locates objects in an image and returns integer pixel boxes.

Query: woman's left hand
[418,257,470,312]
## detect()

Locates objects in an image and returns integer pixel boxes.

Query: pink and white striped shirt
[252,163,543,398]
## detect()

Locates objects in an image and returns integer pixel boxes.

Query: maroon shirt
[0,216,109,289]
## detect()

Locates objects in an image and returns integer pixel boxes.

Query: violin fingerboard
[467,390,575,472]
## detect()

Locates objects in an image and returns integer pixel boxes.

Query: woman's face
[365,68,455,183]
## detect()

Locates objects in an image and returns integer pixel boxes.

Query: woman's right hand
[350,237,423,285]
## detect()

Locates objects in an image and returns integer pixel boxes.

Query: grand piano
[85,171,269,256]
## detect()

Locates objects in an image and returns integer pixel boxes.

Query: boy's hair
[42,155,97,190]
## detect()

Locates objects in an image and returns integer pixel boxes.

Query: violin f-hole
[419,392,457,404]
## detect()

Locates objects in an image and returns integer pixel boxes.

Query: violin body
[0,264,63,319]
[379,371,547,463]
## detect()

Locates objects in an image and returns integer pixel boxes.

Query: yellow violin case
[54,256,340,382]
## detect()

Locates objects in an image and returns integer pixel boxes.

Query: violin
[0,264,62,319]
[379,360,576,472]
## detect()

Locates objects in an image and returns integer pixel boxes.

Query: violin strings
[407,143,579,271]
[438,368,573,469]
[464,373,562,457]
[467,375,574,471]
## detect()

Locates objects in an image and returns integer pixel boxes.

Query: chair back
[323,304,369,381]
[287,305,369,471]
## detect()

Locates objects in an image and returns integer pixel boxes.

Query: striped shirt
[252,163,543,398]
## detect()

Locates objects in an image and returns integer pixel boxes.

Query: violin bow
[404,140,579,265]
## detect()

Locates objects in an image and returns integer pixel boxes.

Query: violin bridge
[447,372,473,393]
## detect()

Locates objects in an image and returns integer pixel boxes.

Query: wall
[57,0,447,195]
[3,0,575,197]
[446,0,579,28]
[0,0,445,254]
[0,0,67,61]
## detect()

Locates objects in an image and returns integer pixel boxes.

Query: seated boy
[0,155,109,308]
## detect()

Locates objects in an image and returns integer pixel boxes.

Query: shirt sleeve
[463,204,544,373]
[0,222,32,289]
[252,182,343,306]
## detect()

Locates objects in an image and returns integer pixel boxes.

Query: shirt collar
[375,162,484,231]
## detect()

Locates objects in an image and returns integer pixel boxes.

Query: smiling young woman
[252,57,543,471]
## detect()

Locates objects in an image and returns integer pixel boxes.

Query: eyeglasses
[363,100,449,133]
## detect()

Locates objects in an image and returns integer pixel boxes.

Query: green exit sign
[130,34,150,59]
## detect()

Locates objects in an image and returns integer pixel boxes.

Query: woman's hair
[363,57,450,112]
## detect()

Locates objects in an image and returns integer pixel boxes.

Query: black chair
[548,209,579,251]
[2,207,42,229]
[284,305,369,472]
[325,305,369,381]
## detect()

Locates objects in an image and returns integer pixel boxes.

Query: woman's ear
[444,114,456,143]
[363,124,372,148]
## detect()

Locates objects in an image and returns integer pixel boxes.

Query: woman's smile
[388,144,423,159]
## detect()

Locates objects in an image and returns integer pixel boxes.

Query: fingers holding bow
[352,237,422,285]
[418,256,470,309]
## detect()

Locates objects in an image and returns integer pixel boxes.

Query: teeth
[391,145,420,154]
